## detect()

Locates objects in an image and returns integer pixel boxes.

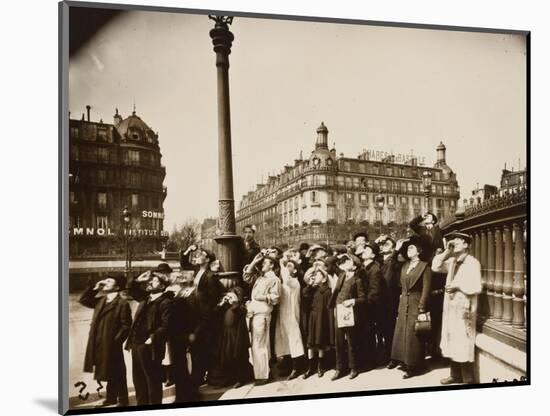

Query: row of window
[70,191,162,210]
[71,145,161,167]
[70,125,115,143]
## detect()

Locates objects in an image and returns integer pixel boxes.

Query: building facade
[236,123,460,246]
[69,106,168,258]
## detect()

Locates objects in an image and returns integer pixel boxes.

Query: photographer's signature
[492,376,527,383]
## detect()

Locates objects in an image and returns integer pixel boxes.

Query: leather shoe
[386,361,398,369]
[302,369,314,379]
[403,371,418,379]
[254,379,269,386]
[287,370,299,380]
[440,376,461,385]
[95,400,117,408]
[349,370,359,380]
[331,370,342,381]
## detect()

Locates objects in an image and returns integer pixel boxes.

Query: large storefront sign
[70,227,169,237]
[362,149,426,165]
[142,210,165,219]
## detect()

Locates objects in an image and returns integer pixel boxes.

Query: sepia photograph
[60,2,529,413]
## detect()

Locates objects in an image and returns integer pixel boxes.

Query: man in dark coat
[125,265,172,405]
[166,273,200,402]
[409,212,446,359]
[80,274,131,408]
[375,235,403,366]
[329,253,367,380]
[179,245,224,390]
[242,224,261,267]
[356,241,386,370]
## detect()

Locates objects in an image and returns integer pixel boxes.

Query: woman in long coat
[275,259,305,379]
[391,236,432,378]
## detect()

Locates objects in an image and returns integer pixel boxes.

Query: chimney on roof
[113,108,123,127]
[86,105,91,122]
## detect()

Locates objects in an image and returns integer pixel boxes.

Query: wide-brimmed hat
[298,242,310,251]
[445,230,473,245]
[399,234,432,261]
[230,286,245,302]
[152,262,173,274]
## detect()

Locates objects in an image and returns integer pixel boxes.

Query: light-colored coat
[432,252,482,363]
[274,268,305,358]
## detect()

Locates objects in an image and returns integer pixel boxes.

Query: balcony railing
[441,187,527,349]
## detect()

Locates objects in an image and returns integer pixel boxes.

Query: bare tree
[166,218,200,251]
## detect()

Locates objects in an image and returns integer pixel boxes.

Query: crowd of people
[79,212,483,408]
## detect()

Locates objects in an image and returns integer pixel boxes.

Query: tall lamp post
[122,206,131,276]
[422,170,433,213]
[209,15,242,289]
[375,194,385,235]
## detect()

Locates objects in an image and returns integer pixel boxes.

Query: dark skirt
[390,292,425,367]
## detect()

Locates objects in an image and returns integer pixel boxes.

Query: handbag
[414,311,432,335]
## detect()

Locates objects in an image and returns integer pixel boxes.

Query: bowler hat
[152,262,173,274]
[106,273,127,290]
[424,211,438,225]
[299,242,310,251]
[446,231,473,245]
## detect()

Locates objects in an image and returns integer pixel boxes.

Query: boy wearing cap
[432,232,482,385]
[329,253,367,380]
[79,274,131,408]
[125,266,172,405]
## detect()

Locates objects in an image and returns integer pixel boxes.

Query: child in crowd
[302,266,333,378]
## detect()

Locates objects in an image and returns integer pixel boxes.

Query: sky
[69,10,527,232]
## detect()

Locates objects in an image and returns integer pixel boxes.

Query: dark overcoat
[80,287,132,381]
[125,292,172,362]
[390,260,432,367]
[302,282,333,348]
[328,272,367,324]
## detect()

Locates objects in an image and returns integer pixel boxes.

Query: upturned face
[193,250,209,266]
[380,240,394,254]
[452,238,468,254]
[314,249,327,261]
[244,228,255,242]
[338,257,354,272]
[407,244,420,260]
[146,275,166,293]
[261,258,274,273]
[313,270,326,286]
[210,259,221,272]
[102,277,119,292]
[355,236,367,246]
[361,246,375,260]
[226,292,239,305]
[286,261,296,276]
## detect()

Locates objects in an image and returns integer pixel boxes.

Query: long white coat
[274,267,305,358]
[432,252,482,363]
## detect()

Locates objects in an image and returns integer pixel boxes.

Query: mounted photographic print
[59,1,530,414]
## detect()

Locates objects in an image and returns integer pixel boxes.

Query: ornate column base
[214,234,243,290]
